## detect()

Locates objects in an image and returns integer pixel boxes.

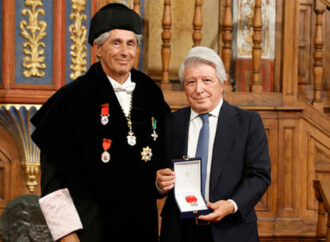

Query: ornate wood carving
[222,0,233,92]
[133,0,141,69]
[192,0,203,47]
[161,0,172,90]
[133,0,141,15]
[312,0,326,111]
[252,0,263,93]
[69,0,88,80]
[20,0,47,78]
[0,106,40,193]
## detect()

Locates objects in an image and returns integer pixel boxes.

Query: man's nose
[195,80,204,93]
[119,44,129,55]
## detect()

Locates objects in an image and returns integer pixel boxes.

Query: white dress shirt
[107,74,134,116]
[187,98,238,212]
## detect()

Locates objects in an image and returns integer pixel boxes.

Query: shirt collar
[190,98,223,121]
[107,73,132,89]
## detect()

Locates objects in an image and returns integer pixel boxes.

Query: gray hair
[93,30,142,46]
[178,46,227,84]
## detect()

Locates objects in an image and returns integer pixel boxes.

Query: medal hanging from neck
[100,103,110,125]
[123,94,136,146]
[151,117,158,141]
[101,138,112,163]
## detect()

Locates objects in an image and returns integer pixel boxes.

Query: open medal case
[173,158,210,219]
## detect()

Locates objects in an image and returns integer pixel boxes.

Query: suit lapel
[209,100,239,198]
[172,108,190,159]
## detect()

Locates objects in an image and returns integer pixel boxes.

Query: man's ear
[94,42,101,58]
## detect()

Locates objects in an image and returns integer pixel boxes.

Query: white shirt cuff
[227,199,238,213]
[39,188,83,241]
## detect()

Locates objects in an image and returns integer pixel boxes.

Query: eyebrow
[111,38,136,43]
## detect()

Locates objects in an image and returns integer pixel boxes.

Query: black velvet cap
[88,3,141,45]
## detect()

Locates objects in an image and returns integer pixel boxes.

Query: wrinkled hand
[156,168,176,194]
[198,200,234,222]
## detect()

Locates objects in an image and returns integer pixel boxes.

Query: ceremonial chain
[122,94,136,146]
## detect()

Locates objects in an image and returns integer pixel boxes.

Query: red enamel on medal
[185,195,198,203]
[103,138,112,151]
[101,138,112,163]
[101,103,109,116]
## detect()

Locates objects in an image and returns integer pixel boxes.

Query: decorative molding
[22,163,40,193]
[69,0,88,80]
[0,106,40,193]
[20,0,47,78]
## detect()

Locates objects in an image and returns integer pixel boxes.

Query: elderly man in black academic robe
[31,3,170,242]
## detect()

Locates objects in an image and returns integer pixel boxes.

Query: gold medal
[141,146,152,162]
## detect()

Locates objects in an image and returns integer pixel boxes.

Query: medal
[127,133,136,146]
[141,146,152,162]
[185,195,198,206]
[101,138,112,163]
[100,103,110,125]
[151,117,158,141]
[127,120,136,146]
[120,95,136,146]
[101,151,110,163]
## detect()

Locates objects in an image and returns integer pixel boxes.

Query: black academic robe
[160,101,271,242]
[31,62,170,242]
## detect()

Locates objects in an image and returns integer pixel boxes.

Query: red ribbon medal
[100,103,110,125]
[185,195,198,206]
[101,138,112,163]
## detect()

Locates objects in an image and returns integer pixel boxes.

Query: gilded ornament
[22,163,40,193]
[0,106,41,193]
[141,146,152,162]
[20,0,47,78]
[69,0,88,80]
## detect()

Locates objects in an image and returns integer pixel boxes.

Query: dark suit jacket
[160,100,271,242]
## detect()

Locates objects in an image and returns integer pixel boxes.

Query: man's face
[184,63,225,114]
[94,29,137,82]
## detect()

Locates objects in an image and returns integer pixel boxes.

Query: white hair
[93,30,142,46]
[178,46,227,84]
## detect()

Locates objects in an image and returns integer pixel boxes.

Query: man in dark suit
[31,3,170,242]
[156,46,271,242]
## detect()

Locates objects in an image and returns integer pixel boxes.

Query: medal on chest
[127,120,136,146]
[151,117,158,141]
[100,103,110,125]
[101,138,112,163]
[141,146,152,162]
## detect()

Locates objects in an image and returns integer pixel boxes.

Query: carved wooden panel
[298,0,330,102]
[277,115,300,218]
[257,114,278,218]
[0,151,10,216]
[0,126,41,216]
[298,0,314,86]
